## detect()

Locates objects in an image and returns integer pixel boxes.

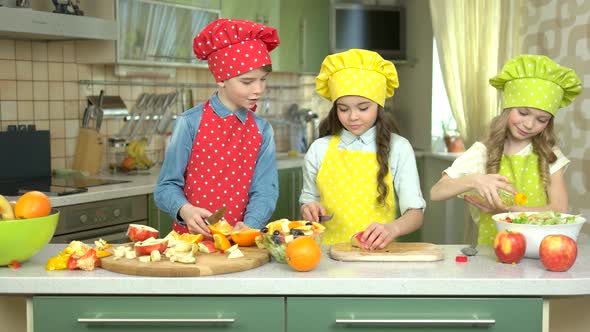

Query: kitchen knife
[203,205,227,225]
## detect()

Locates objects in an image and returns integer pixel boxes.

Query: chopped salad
[498,211,579,225]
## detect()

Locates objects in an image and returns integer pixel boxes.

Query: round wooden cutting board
[101,246,270,277]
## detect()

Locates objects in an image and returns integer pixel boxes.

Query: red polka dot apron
[316,135,395,244]
[173,100,262,234]
[477,152,546,245]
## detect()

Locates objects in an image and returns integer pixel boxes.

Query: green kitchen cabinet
[33,296,284,332]
[287,297,543,332]
[148,194,173,235]
[221,0,329,73]
[271,167,303,221]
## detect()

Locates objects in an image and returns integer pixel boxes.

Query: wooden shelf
[0,7,116,40]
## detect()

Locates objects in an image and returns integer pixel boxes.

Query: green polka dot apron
[316,135,395,244]
[477,152,547,244]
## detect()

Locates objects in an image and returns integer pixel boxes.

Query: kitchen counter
[49,156,304,207]
[2,243,590,296]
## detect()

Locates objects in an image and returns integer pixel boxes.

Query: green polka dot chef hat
[489,54,582,116]
[316,49,399,107]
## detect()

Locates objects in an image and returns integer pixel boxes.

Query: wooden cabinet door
[287,297,542,332]
[33,296,284,332]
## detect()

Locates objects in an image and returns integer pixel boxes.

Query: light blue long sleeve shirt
[154,94,278,229]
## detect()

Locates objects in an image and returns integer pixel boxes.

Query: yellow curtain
[429,0,522,147]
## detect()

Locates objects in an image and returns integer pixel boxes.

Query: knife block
[73,128,103,175]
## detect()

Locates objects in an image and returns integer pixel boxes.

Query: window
[431,39,457,152]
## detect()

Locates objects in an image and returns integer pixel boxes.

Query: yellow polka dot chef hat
[489,54,582,116]
[316,49,398,107]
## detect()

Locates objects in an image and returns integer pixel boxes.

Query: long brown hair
[318,103,399,205]
[483,108,557,191]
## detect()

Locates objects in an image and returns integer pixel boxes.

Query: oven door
[50,221,147,244]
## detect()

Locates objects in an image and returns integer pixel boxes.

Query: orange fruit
[515,192,528,206]
[213,234,231,251]
[178,233,204,244]
[285,236,321,272]
[288,221,305,229]
[231,228,261,247]
[208,219,233,236]
[14,191,51,219]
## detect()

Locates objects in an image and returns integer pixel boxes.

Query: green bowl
[0,210,59,266]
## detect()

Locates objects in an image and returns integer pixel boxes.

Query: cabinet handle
[78,318,235,325]
[335,318,495,327]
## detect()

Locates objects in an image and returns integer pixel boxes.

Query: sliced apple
[134,238,168,256]
[197,240,217,253]
[227,248,244,259]
[0,194,15,221]
[351,231,365,248]
[127,224,159,242]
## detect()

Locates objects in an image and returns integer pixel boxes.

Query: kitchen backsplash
[0,39,312,171]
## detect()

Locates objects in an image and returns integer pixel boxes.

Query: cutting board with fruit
[329,242,444,262]
[100,245,269,277]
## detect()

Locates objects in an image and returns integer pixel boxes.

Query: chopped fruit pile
[255,219,325,263]
[45,239,112,271]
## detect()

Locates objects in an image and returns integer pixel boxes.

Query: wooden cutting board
[101,246,269,277]
[329,242,444,262]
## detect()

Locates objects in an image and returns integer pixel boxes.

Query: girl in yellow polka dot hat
[299,49,426,250]
[431,54,582,245]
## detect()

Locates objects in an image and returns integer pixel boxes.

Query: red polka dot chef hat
[193,18,280,82]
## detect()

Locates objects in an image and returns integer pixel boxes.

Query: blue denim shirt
[154,94,279,229]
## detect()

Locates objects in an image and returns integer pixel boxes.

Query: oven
[50,195,147,244]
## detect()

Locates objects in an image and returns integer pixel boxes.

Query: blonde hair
[483,108,557,192]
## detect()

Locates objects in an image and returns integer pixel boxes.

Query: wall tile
[62,42,76,63]
[64,100,79,119]
[31,42,47,61]
[78,64,92,80]
[33,81,49,100]
[32,61,48,81]
[92,64,106,81]
[0,101,17,120]
[15,40,31,61]
[63,63,78,81]
[64,119,79,138]
[48,62,64,81]
[49,101,65,120]
[64,82,78,100]
[17,101,34,120]
[16,81,33,100]
[0,60,16,80]
[49,83,64,101]
[65,138,77,157]
[47,42,63,62]
[0,80,17,100]
[34,101,49,120]
[51,157,66,170]
[16,60,32,80]
[34,119,50,131]
[49,120,65,138]
[0,40,15,59]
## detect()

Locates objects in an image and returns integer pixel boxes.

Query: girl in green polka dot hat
[431,54,582,245]
[299,49,426,250]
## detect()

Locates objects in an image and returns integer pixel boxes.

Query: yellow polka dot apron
[316,135,395,244]
[477,152,547,244]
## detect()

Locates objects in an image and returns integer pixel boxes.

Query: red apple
[494,230,526,264]
[197,240,217,253]
[539,235,577,272]
[134,238,168,256]
[127,224,159,242]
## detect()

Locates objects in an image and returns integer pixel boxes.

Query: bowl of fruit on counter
[255,219,325,266]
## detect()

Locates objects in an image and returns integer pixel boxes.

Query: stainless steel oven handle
[335,318,496,327]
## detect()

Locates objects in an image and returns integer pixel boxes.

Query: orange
[231,228,261,247]
[285,236,321,272]
[14,191,51,219]
[515,192,528,206]
[178,233,204,244]
[288,221,305,229]
[213,234,231,251]
[208,219,233,237]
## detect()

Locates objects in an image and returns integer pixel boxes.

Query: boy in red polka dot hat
[155,18,280,236]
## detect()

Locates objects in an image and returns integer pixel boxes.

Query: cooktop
[0,175,131,196]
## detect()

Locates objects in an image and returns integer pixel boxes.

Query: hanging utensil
[95,89,104,131]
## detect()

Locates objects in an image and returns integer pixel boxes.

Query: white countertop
[48,157,304,207]
[2,244,590,297]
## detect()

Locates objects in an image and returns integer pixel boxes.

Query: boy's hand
[179,204,213,236]
[300,202,326,222]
